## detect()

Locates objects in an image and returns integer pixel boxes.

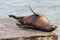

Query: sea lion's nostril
[52,25,57,29]
[50,25,57,32]
[52,25,55,28]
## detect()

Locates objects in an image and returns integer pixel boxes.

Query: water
[0,0,60,40]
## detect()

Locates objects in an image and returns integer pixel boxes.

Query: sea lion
[8,7,57,32]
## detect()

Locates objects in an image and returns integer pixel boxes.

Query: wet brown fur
[9,7,57,32]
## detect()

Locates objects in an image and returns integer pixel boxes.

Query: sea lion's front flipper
[29,7,40,16]
[8,15,18,20]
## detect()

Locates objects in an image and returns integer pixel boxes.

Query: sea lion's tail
[8,15,18,20]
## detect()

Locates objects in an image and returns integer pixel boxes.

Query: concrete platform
[0,18,58,40]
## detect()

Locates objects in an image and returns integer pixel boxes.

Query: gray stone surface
[0,18,56,39]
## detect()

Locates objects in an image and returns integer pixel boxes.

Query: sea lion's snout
[48,24,57,32]
[51,25,57,30]
[44,24,57,32]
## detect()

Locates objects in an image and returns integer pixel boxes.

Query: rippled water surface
[0,0,60,40]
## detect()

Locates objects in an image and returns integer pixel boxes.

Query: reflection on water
[0,0,60,40]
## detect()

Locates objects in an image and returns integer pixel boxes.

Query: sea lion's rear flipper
[29,7,39,16]
[8,15,18,20]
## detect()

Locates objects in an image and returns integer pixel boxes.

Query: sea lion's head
[40,23,57,32]
[47,24,57,32]
[31,13,57,32]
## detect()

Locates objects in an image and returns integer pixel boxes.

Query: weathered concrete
[0,18,58,40]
